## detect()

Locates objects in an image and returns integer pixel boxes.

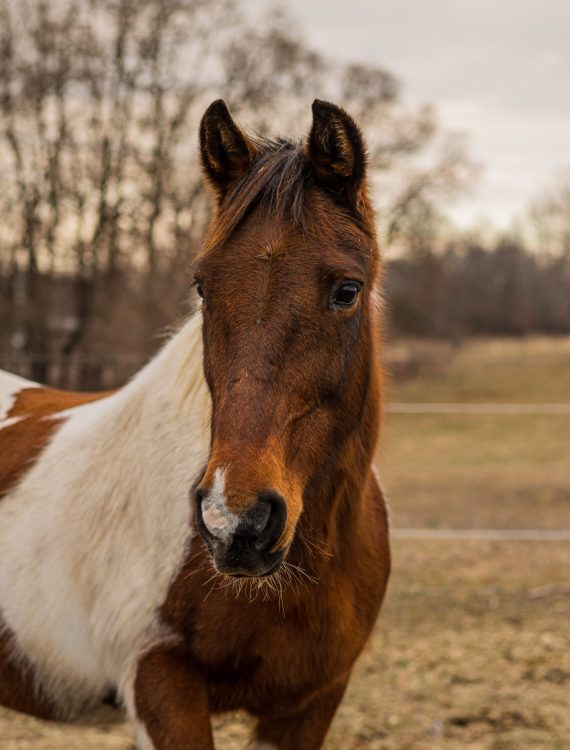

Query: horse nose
[195,487,286,552]
[234,491,287,552]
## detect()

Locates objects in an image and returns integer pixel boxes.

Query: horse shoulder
[0,362,208,718]
[330,470,391,652]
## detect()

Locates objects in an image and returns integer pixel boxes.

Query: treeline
[386,167,570,338]
[0,0,469,387]
[387,238,570,338]
[0,0,568,390]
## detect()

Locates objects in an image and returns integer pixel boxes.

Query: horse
[0,99,390,749]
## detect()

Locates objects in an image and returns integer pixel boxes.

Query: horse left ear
[306,99,367,209]
[199,99,257,201]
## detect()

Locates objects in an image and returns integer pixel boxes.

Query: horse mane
[202,138,309,253]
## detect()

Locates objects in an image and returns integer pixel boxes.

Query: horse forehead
[204,234,302,276]
[203,242,318,321]
[208,223,370,284]
[207,199,363,266]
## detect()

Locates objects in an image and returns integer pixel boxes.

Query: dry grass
[379,412,570,529]
[2,541,569,749]
[386,335,570,403]
[380,335,570,530]
[329,540,570,750]
[1,336,568,748]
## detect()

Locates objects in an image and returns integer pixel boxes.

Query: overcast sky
[284,0,570,229]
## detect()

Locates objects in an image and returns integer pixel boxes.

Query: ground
[1,336,569,749]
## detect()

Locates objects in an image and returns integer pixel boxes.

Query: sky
[283,0,570,229]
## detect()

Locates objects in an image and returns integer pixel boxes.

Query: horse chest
[188,574,372,715]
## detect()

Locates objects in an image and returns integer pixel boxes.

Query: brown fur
[135,101,390,749]
[0,626,58,720]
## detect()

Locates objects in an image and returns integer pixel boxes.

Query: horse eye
[330,281,362,309]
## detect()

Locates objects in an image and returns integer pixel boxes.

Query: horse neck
[86,313,211,497]
[122,313,208,416]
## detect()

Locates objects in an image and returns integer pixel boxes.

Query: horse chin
[211,547,286,579]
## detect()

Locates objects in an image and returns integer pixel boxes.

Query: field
[1,337,569,749]
[381,336,570,531]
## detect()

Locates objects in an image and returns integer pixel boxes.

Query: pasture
[2,336,569,749]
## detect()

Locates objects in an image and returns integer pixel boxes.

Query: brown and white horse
[0,100,390,749]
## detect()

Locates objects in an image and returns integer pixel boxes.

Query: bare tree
[0,0,476,386]
[526,167,570,259]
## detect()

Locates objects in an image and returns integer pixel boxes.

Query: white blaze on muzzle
[201,467,239,542]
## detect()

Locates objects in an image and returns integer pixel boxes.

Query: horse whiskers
[197,553,319,612]
[298,531,333,562]
[282,560,319,586]
[184,552,212,581]
[201,561,234,602]
[201,571,220,589]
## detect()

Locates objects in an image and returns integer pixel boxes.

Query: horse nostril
[251,491,287,552]
[195,484,287,558]
[194,486,213,542]
[231,492,286,552]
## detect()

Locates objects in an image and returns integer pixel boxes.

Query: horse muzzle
[195,487,287,577]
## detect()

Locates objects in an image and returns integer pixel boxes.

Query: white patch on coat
[201,467,239,541]
[0,313,211,717]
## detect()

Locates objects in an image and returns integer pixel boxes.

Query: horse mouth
[212,546,286,579]
[224,556,285,579]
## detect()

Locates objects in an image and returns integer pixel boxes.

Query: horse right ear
[199,100,256,201]
[306,99,367,211]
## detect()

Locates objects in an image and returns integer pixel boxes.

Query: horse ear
[199,99,256,200]
[306,99,367,209]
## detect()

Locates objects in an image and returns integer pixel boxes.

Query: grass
[378,412,570,529]
[380,335,570,530]
[1,336,569,748]
[330,540,570,750]
[386,335,570,403]
[3,541,569,750]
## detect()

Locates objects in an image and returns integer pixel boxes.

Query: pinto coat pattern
[0,100,390,750]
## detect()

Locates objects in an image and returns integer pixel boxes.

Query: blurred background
[0,1,568,749]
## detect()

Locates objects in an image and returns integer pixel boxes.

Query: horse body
[0,100,390,749]
[0,315,209,717]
